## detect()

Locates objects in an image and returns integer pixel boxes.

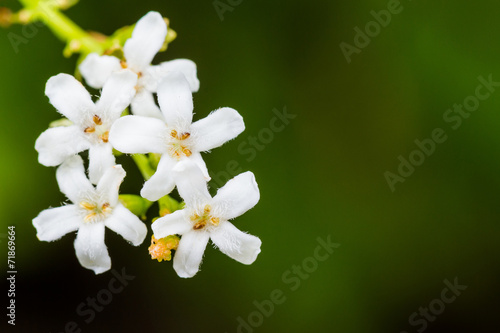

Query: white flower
[152,161,261,278]
[35,71,137,184]
[109,71,245,201]
[79,11,199,119]
[33,155,148,274]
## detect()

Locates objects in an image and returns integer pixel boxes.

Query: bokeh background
[1,0,500,332]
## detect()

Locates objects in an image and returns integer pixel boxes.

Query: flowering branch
[3,6,263,278]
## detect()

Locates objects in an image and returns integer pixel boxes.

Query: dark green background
[1,0,499,332]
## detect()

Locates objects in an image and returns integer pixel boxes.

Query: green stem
[17,0,104,54]
[132,154,156,180]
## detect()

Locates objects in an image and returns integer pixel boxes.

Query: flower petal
[173,231,210,278]
[74,222,111,274]
[79,53,122,89]
[45,73,95,124]
[210,221,261,265]
[152,210,191,238]
[88,143,116,185]
[145,59,200,92]
[189,152,210,180]
[212,171,259,220]
[96,165,126,207]
[105,204,147,246]
[130,90,164,119]
[157,72,193,129]
[123,11,167,72]
[35,126,90,167]
[140,155,176,201]
[96,70,138,120]
[56,155,94,203]
[109,115,167,154]
[173,159,211,207]
[191,107,245,152]
[33,205,81,242]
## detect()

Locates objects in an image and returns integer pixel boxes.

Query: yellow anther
[170,129,190,140]
[210,217,220,226]
[99,131,109,143]
[102,203,111,213]
[84,212,97,222]
[80,202,97,210]
[204,205,211,213]
[84,126,95,133]
[182,147,192,157]
[193,221,207,230]
[93,115,103,125]
[80,201,112,223]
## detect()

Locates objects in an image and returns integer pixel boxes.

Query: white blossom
[33,156,148,274]
[109,71,245,201]
[79,11,199,119]
[35,71,137,184]
[151,161,261,278]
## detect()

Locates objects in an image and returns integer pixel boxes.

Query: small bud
[159,208,171,217]
[17,9,32,24]
[119,194,153,220]
[0,8,12,28]
[63,39,82,57]
[149,235,180,262]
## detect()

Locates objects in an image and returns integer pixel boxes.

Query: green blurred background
[1,0,499,332]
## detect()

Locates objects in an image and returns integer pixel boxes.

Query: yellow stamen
[193,221,207,230]
[84,126,95,133]
[182,147,192,157]
[84,212,97,222]
[170,130,191,140]
[93,115,103,125]
[80,202,97,210]
[99,131,109,143]
[102,203,111,213]
[210,217,220,226]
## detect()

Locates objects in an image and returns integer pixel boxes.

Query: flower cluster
[32,11,261,278]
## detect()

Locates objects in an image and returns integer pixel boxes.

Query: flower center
[190,205,220,230]
[84,115,109,143]
[79,201,112,223]
[168,129,192,159]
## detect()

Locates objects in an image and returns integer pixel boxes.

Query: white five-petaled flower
[152,161,261,278]
[33,155,148,274]
[109,71,245,201]
[79,11,199,119]
[35,71,137,184]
